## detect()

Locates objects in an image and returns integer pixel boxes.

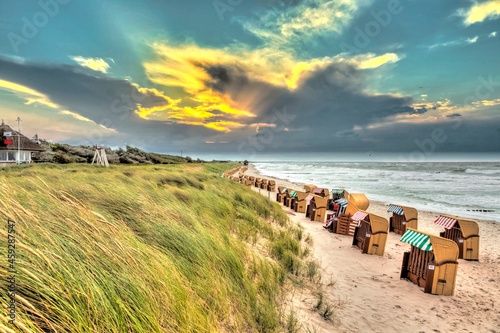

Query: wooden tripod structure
[91,146,109,167]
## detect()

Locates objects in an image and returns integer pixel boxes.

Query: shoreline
[247,163,499,224]
[243,163,500,333]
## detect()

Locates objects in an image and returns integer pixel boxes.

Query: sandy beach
[243,164,500,333]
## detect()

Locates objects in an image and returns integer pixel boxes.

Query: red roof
[434,215,457,229]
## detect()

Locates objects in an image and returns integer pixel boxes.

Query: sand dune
[243,164,500,333]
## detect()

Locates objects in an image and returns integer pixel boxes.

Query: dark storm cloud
[203,61,423,151]
[361,118,500,153]
[201,61,500,154]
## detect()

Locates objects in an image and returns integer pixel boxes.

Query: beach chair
[284,190,297,208]
[400,228,459,295]
[260,179,268,190]
[351,211,388,256]
[255,178,262,188]
[276,187,287,204]
[434,215,480,261]
[293,191,308,213]
[267,180,276,192]
[387,204,418,235]
[307,196,328,222]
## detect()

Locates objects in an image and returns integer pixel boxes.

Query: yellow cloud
[357,53,400,69]
[59,110,95,123]
[464,1,500,25]
[472,98,500,107]
[411,99,456,114]
[0,79,60,109]
[203,121,246,132]
[142,43,265,131]
[142,42,400,131]
[72,56,111,73]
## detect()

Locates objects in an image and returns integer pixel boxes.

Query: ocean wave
[465,168,500,175]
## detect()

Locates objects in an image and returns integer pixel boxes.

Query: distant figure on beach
[243,160,249,166]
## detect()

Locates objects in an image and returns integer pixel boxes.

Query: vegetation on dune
[0,163,312,332]
[31,142,204,164]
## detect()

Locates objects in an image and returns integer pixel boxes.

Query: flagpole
[16,117,21,164]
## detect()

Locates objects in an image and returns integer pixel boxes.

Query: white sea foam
[253,162,500,222]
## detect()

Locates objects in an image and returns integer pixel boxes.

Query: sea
[252,161,500,223]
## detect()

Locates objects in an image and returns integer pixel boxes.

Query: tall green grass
[0,163,305,332]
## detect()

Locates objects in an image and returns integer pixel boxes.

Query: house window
[8,152,15,161]
[19,151,31,162]
[0,151,6,161]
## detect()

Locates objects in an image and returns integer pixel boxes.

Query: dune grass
[0,163,307,332]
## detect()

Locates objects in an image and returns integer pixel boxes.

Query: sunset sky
[0,0,499,160]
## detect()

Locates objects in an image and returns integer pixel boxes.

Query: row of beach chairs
[227,170,480,296]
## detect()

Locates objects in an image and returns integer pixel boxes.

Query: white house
[0,121,44,166]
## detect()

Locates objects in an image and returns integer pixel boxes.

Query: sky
[0,0,499,161]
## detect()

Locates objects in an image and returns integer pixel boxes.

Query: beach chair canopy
[335,198,348,207]
[351,211,369,221]
[331,189,345,195]
[434,215,458,229]
[387,204,405,215]
[288,190,297,197]
[368,213,389,234]
[401,229,433,251]
[281,187,287,194]
[434,215,479,238]
[305,194,314,201]
[401,228,459,264]
[348,193,369,210]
